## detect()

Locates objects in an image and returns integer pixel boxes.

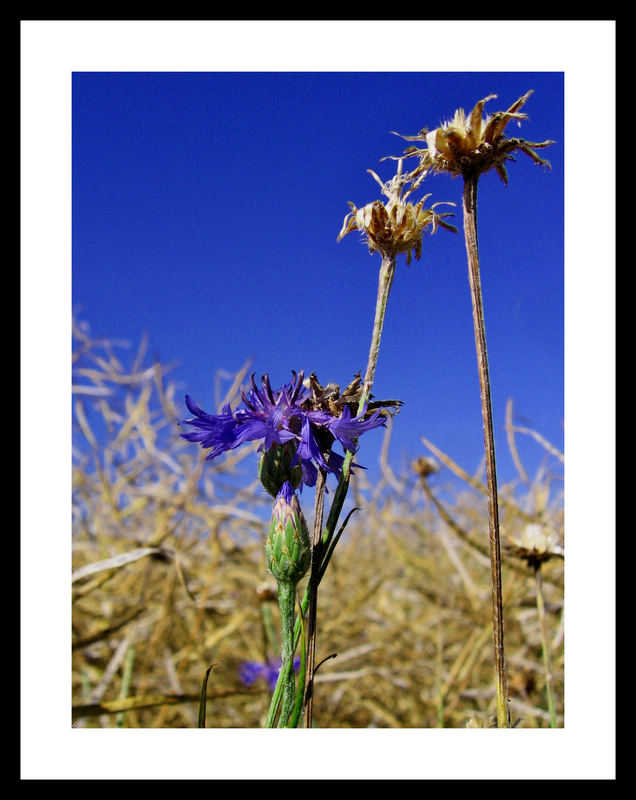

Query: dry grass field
[72,319,564,728]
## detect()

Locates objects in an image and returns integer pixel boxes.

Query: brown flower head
[411,455,439,482]
[302,372,403,420]
[337,159,457,264]
[390,90,555,184]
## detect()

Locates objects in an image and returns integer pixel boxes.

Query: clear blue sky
[72,70,564,488]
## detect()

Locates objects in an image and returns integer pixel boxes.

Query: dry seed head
[390,90,555,184]
[338,159,457,264]
[302,371,403,419]
[411,455,439,481]
[504,522,564,567]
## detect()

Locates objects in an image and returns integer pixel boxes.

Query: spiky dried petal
[388,91,555,182]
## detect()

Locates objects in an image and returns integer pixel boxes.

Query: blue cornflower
[238,657,301,691]
[180,371,386,489]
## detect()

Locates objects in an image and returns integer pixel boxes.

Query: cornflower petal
[296,414,329,472]
[322,450,366,484]
[328,405,385,453]
[261,403,296,450]
[304,409,334,427]
[180,396,241,455]
[237,660,268,686]
[300,459,318,488]
[184,394,227,422]
[238,657,301,690]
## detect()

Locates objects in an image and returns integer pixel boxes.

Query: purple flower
[180,371,385,489]
[238,657,301,690]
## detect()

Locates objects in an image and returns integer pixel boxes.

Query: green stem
[276,579,298,728]
[534,561,557,727]
[115,643,135,728]
[462,172,509,728]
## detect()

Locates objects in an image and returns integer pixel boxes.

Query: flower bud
[266,481,311,585]
[258,441,303,497]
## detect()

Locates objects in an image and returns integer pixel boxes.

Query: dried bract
[302,372,402,420]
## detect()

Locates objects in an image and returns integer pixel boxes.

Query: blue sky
[72,70,563,488]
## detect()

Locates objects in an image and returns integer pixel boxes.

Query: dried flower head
[504,523,564,568]
[337,159,457,264]
[411,455,439,481]
[390,90,555,184]
[302,371,402,420]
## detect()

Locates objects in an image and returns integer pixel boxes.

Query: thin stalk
[276,579,298,728]
[115,644,135,728]
[361,255,397,406]
[462,172,509,728]
[435,603,445,728]
[534,561,557,727]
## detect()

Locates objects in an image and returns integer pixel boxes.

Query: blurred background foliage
[72,319,564,728]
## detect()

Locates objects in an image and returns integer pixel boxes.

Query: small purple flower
[180,371,385,489]
[238,657,301,690]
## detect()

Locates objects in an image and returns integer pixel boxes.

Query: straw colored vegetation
[72,320,564,728]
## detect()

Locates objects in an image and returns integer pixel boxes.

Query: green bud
[258,441,303,497]
[266,481,311,585]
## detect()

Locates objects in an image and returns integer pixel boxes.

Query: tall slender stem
[462,172,509,728]
[361,255,397,407]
